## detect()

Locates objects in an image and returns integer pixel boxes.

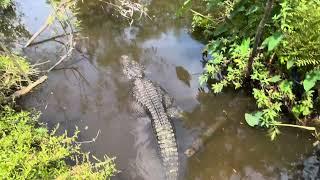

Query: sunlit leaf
[262,32,283,52]
[269,75,281,83]
[245,111,263,127]
[303,70,320,92]
[286,59,294,69]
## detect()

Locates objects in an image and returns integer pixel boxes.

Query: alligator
[120,55,180,180]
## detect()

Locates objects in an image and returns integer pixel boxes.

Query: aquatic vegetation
[185,0,320,139]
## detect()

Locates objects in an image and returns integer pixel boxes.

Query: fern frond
[296,58,320,67]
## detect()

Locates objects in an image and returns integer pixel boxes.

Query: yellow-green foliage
[0,0,12,8]
[192,0,320,140]
[0,55,35,102]
[0,107,117,179]
[277,0,320,68]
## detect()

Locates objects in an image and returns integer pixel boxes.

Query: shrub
[0,106,117,179]
[187,0,320,139]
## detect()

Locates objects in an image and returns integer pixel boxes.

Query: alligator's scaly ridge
[121,55,179,180]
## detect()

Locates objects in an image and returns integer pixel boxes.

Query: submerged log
[184,118,227,157]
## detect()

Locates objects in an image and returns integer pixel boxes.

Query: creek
[13,0,315,179]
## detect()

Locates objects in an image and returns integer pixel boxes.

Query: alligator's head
[120,55,144,79]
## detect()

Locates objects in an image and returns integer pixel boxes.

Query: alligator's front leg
[130,100,147,118]
[156,86,184,119]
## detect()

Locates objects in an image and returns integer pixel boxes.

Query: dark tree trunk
[245,0,275,80]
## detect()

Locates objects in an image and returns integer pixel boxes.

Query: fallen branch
[12,76,48,98]
[27,32,78,47]
[24,14,53,48]
[23,0,72,48]
[1,76,48,105]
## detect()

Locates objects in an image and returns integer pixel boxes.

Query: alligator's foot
[167,107,184,119]
[129,101,146,117]
[156,86,185,120]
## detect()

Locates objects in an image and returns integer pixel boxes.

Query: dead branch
[24,14,53,48]
[24,0,72,48]
[47,33,75,72]
[47,48,74,72]
[12,75,48,97]
[1,75,48,104]
[27,32,78,47]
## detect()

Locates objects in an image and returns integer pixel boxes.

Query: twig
[27,32,78,47]
[190,9,214,22]
[47,47,74,72]
[272,123,316,131]
[75,130,101,144]
[47,33,75,72]
[31,60,51,67]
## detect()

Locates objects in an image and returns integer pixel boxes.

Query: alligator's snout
[120,55,144,79]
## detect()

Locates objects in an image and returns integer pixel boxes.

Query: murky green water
[14,0,315,179]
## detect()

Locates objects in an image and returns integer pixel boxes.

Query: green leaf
[245,5,259,16]
[269,127,280,141]
[199,74,208,86]
[245,111,263,127]
[303,70,320,91]
[262,32,283,52]
[279,80,293,93]
[206,64,215,73]
[286,59,294,69]
[269,75,281,83]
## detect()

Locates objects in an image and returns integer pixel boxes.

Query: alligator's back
[133,79,179,180]
[121,55,179,179]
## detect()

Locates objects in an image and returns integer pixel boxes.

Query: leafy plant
[0,106,117,179]
[0,55,38,103]
[0,0,12,9]
[188,0,320,140]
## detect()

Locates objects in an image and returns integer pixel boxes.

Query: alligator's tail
[155,123,179,180]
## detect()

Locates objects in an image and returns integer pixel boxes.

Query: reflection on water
[18,0,314,179]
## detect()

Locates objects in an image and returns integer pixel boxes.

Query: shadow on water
[15,0,315,179]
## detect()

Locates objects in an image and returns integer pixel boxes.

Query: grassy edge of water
[0,53,117,179]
